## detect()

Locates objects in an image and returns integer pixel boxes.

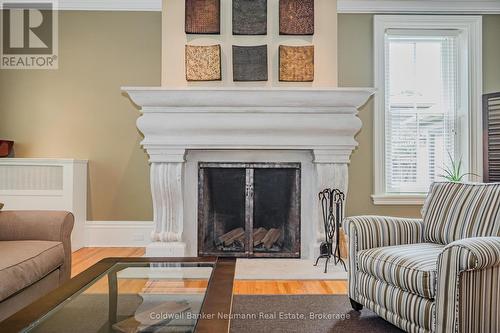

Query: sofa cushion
[0,240,64,301]
[358,243,444,299]
[422,182,500,245]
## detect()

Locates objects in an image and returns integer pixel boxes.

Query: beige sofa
[0,211,74,321]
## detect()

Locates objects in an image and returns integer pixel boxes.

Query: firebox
[198,162,301,258]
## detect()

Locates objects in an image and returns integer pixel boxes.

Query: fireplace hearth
[198,162,301,258]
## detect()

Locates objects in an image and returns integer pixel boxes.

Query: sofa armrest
[0,210,74,282]
[345,216,423,301]
[0,210,74,243]
[435,237,500,333]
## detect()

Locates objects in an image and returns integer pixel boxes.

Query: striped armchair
[346,182,500,333]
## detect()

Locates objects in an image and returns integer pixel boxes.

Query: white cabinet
[0,158,88,250]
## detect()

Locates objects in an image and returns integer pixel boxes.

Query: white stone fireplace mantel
[122,87,374,258]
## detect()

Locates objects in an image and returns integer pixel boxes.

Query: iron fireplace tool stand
[314,188,347,273]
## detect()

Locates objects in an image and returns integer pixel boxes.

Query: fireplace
[198,163,300,258]
[122,88,375,258]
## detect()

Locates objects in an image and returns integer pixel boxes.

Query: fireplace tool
[314,188,347,273]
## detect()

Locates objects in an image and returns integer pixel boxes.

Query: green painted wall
[1,12,498,221]
[0,11,161,221]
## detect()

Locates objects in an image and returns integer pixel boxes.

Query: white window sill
[371,194,427,205]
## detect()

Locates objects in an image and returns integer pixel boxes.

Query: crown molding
[337,0,500,14]
[58,0,161,11]
[52,0,500,13]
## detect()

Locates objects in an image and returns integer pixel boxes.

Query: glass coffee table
[0,257,235,333]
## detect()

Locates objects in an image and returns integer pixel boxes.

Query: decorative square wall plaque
[279,0,314,35]
[232,45,268,81]
[279,45,314,82]
[185,45,222,81]
[232,0,267,35]
[185,0,220,34]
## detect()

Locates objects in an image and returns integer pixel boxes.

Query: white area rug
[235,259,348,280]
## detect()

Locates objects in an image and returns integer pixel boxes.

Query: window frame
[372,15,483,205]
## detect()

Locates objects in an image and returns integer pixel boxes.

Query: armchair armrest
[436,237,500,333]
[0,210,74,282]
[345,215,424,252]
[439,237,500,271]
[345,216,423,301]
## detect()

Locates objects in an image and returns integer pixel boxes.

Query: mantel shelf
[122,87,375,110]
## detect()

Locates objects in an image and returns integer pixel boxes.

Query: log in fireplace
[198,162,301,258]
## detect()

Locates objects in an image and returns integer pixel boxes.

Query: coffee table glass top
[24,262,214,333]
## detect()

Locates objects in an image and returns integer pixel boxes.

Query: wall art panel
[232,0,267,35]
[185,44,222,81]
[279,0,314,35]
[279,45,314,82]
[185,0,220,34]
[232,45,268,81]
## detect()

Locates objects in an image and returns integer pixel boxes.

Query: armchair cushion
[358,243,443,299]
[346,216,424,301]
[423,182,500,245]
[0,240,64,302]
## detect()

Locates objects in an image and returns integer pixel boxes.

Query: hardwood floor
[234,280,347,295]
[72,247,145,277]
[71,247,348,295]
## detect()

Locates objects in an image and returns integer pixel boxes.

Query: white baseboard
[84,221,154,247]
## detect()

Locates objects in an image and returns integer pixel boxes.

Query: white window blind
[384,31,459,193]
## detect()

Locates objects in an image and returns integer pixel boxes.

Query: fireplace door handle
[246,185,254,198]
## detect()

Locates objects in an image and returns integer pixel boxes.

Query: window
[386,32,458,193]
[373,16,482,205]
